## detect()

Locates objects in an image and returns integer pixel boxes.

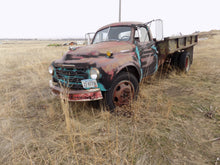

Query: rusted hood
[54,41,136,72]
[66,41,134,57]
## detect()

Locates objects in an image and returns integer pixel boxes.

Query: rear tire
[170,52,180,67]
[105,72,139,111]
[179,52,191,73]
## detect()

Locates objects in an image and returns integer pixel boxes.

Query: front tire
[105,72,139,111]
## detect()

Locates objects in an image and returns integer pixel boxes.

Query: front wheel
[105,72,139,111]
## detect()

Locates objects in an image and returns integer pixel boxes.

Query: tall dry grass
[0,35,219,165]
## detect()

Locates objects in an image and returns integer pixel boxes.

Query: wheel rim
[185,56,190,72]
[113,80,135,107]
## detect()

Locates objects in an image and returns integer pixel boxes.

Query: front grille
[53,65,89,90]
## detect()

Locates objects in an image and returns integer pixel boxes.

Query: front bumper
[49,80,103,101]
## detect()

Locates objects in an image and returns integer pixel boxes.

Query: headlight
[49,65,54,75]
[90,68,100,80]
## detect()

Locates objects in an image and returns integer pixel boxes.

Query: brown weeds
[0,35,219,164]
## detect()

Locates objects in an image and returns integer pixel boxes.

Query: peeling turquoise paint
[98,82,107,91]
[52,66,106,91]
[151,45,159,73]
[135,46,143,80]
[56,79,81,85]
[52,66,89,86]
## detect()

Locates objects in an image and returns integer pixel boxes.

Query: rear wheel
[170,52,180,67]
[105,72,139,111]
[179,52,191,72]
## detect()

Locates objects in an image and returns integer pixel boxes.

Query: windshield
[92,26,132,44]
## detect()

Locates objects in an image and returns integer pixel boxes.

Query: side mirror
[155,19,164,41]
[145,19,164,41]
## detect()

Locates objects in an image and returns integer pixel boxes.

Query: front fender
[97,54,141,91]
[115,64,141,82]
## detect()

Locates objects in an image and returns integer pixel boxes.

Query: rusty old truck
[49,20,198,110]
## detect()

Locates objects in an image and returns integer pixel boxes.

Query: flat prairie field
[0,34,219,164]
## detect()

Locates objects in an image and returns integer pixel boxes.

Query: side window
[135,27,150,43]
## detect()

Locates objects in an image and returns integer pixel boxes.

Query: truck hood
[64,41,135,59]
[53,41,137,74]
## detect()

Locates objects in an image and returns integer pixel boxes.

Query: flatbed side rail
[156,34,198,55]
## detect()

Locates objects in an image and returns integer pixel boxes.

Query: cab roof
[97,21,144,31]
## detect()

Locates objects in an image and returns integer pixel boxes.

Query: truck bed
[156,34,198,55]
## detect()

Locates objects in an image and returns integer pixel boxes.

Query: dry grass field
[0,32,219,165]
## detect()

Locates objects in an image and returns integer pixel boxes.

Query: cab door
[135,26,158,78]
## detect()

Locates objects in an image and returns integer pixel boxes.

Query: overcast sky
[0,0,219,39]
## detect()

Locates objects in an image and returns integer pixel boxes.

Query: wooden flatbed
[156,34,198,55]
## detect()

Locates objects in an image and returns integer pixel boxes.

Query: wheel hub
[113,80,134,106]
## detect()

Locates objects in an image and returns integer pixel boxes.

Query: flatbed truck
[49,20,198,110]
